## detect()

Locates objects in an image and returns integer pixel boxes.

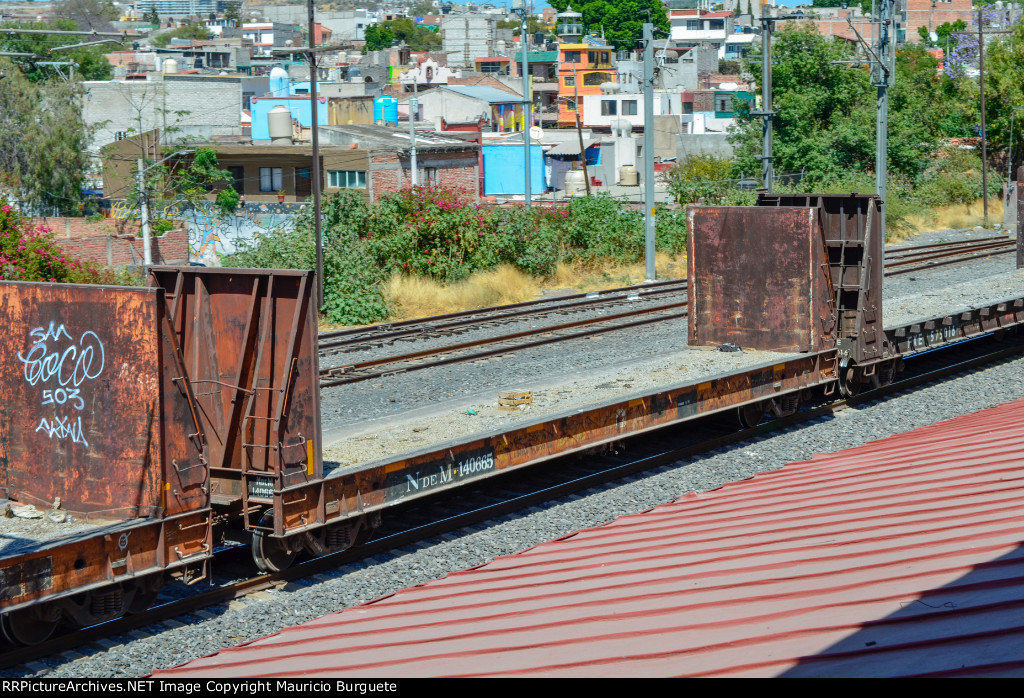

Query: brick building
[102,125,481,207]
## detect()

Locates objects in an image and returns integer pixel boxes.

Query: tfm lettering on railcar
[908,320,960,349]
[384,447,496,501]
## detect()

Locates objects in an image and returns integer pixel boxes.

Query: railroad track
[8,324,1023,673]
[318,235,1019,387]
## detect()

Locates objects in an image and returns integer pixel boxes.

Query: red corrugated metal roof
[155,398,1024,678]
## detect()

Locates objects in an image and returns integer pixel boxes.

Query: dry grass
[906,197,1006,233]
[386,265,541,319]
[384,253,689,320]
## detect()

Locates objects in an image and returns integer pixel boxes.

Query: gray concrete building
[83,78,243,153]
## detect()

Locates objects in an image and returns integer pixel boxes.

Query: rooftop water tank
[268,105,293,144]
[564,170,587,197]
[619,165,638,186]
[163,58,178,74]
[269,66,289,97]
[374,96,399,126]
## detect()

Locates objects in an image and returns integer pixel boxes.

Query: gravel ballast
[8,228,1024,678]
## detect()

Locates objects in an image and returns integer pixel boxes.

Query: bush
[0,202,112,283]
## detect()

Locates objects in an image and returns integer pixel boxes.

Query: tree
[150,22,213,48]
[223,2,240,25]
[363,23,395,52]
[546,0,670,51]
[55,0,117,32]
[380,18,441,51]
[0,19,113,81]
[729,25,965,186]
[0,58,93,215]
[979,16,1024,169]
[145,6,160,26]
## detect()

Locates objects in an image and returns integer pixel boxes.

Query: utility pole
[979,6,988,225]
[643,21,656,282]
[136,158,152,266]
[307,0,324,310]
[514,0,532,207]
[410,81,419,186]
[758,0,774,191]
[873,0,897,238]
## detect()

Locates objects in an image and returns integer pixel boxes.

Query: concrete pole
[875,0,888,239]
[760,1,773,192]
[308,0,323,309]
[522,9,532,207]
[643,22,656,282]
[979,7,988,225]
[137,158,152,266]
[410,83,419,186]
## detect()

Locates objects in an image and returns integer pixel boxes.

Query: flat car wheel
[737,401,765,428]
[252,513,299,573]
[1,605,60,646]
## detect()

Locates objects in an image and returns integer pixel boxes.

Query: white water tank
[162,58,178,74]
[268,106,293,144]
[269,66,289,96]
[619,165,638,186]
[564,170,587,196]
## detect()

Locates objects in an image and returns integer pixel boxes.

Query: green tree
[547,0,670,51]
[150,22,213,48]
[979,17,1024,171]
[0,58,93,214]
[145,6,160,26]
[363,23,395,52]
[223,2,240,24]
[0,19,113,81]
[381,18,441,51]
[729,25,966,187]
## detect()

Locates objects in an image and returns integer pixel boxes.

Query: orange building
[555,6,616,128]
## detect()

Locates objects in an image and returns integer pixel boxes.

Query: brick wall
[29,217,190,267]
[368,151,480,202]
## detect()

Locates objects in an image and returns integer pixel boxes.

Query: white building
[581,91,683,130]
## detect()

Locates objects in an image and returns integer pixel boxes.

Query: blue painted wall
[251,97,328,141]
[482,144,546,195]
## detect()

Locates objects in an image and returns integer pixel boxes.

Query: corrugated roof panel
[155,398,1024,678]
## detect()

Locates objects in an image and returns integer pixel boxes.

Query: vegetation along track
[7,323,1023,672]
[319,235,1018,387]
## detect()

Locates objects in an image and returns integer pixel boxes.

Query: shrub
[0,202,112,283]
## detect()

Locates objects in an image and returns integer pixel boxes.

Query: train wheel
[737,401,765,428]
[127,575,164,614]
[1,604,60,646]
[838,360,862,398]
[252,513,299,573]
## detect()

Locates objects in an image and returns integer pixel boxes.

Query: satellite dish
[929,31,939,42]
[529,125,543,141]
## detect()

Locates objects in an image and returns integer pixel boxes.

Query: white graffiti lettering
[35,416,89,447]
[41,388,84,411]
[18,326,105,392]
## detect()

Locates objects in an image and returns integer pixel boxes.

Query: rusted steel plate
[283,352,837,528]
[886,296,1024,354]
[149,268,321,535]
[757,193,888,364]
[1016,183,1023,269]
[687,206,833,353]
[0,509,209,612]
[0,282,205,518]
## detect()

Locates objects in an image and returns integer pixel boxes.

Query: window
[259,167,282,192]
[600,52,609,63]
[715,94,734,114]
[686,20,699,30]
[424,167,438,186]
[565,99,577,112]
[588,51,597,64]
[601,100,617,116]
[583,72,606,86]
[709,19,724,31]
[564,50,580,62]
[227,166,245,193]
[328,170,366,188]
[622,100,638,115]
[564,74,575,86]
